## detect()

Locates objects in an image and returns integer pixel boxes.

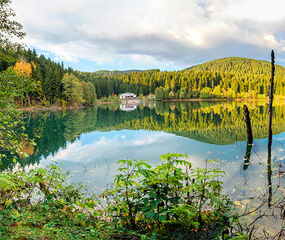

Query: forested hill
[184,57,285,97]
[76,57,285,100]
[186,57,285,75]
[3,46,285,107]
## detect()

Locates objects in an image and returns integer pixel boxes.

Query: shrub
[102,153,239,239]
[200,87,211,99]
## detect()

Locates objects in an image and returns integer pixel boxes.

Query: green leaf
[145,211,155,219]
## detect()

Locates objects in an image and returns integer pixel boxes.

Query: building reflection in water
[120,103,139,111]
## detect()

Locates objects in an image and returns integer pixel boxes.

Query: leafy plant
[103,153,240,239]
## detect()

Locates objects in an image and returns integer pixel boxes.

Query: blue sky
[12,0,285,71]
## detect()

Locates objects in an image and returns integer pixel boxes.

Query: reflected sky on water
[37,126,285,197]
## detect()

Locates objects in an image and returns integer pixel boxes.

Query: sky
[11,0,285,71]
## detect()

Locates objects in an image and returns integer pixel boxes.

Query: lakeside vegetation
[6,48,285,109]
[0,154,247,239]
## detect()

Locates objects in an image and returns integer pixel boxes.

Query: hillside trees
[4,49,98,107]
[82,81,97,105]
[13,58,34,105]
[75,57,285,100]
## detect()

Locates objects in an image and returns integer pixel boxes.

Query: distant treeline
[75,57,285,100]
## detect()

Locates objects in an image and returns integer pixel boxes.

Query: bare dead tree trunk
[267,139,272,208]
[243,141,253,171]
[267,50,275,208]
[268,50,275,143]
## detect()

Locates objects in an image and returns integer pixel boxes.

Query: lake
[11,100,285,235]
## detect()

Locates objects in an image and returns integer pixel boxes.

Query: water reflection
[7,100,285,236]
[120,103,138,111]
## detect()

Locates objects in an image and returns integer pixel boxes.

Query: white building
[119,93,137,100]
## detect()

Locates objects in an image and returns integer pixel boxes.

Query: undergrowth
[0,154,246,239]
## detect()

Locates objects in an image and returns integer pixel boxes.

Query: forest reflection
[7,100,285,171]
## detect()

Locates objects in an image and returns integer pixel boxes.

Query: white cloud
[46,132,171,163]
[264,34,278,47]
[11,0,285,69]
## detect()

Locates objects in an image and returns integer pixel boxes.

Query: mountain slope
[76,57,285,99]
[186,57,285,76]
[185,57,285,96]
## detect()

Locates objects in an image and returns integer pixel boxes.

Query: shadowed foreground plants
[0,164,111,239]
[102,153,245,239]
[0,154,246,239]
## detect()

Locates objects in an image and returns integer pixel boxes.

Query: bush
[190,90,200,98]
[0,164,111,239]
[200,87,211,99]
[102,153,239,239]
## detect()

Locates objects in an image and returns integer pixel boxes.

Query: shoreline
[18,105,85,112]
[18,97,285,111]
[163,97,270,102]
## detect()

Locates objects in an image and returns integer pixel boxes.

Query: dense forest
[2,45,285,106]
[75,57,285,100]
[0,48,96,107]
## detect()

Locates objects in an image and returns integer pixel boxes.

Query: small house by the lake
[120,92,137,100]
[120,92,139,104]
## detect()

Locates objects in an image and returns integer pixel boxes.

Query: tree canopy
[75,57,285,100]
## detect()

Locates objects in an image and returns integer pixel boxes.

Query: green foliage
[0,0,25,50]
[200,87,211,99]
[0,164,112,239]
[62,73,84,106]
[88,81,97,105]
[103,153,239,239]
[154,87,169,100]
[74,57,285,100]
[0,164,75,207]
[0,68,29,163]
[211,85,222,98]
[0,47,18,72]
[0,156,250,239]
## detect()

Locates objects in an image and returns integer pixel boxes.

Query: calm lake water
[11,100,285,235]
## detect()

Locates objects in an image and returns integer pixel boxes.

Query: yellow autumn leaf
[234,200,241,206]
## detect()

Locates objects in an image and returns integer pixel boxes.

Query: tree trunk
[267,50,275,208]
[243,104,253,170]
[243,104,253,142]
